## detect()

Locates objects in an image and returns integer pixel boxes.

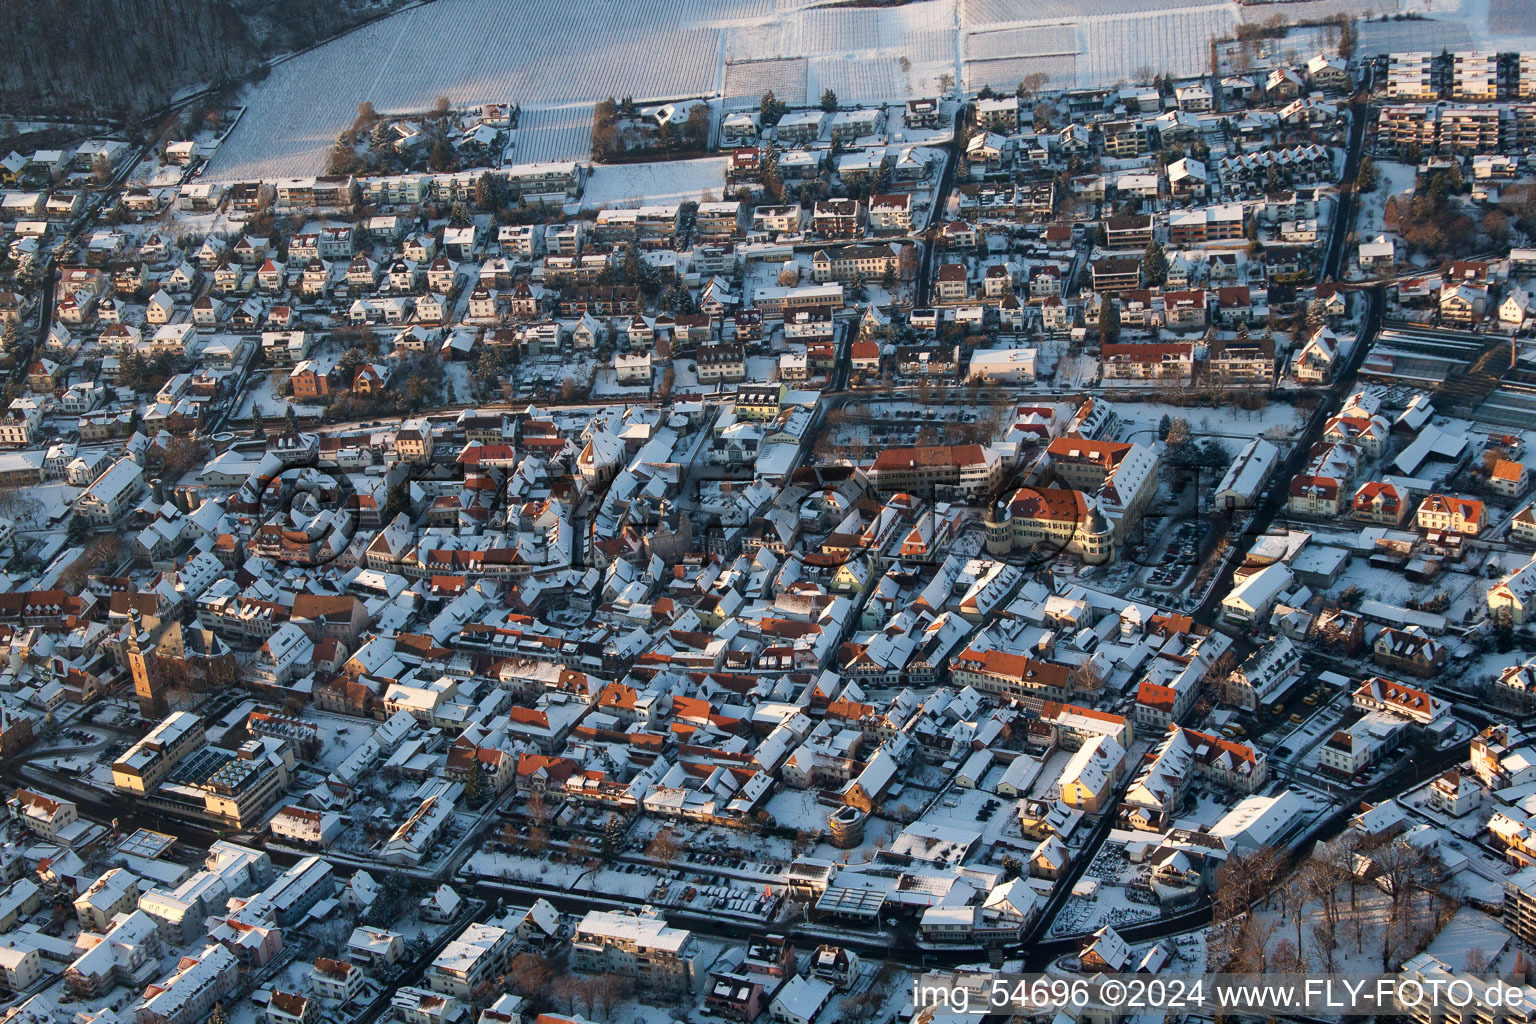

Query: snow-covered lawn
[579,157,732,210]
[1353,158,1417,258]
[1106,398,1308,445]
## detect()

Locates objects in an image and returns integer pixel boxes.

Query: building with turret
[983,487,1117,564]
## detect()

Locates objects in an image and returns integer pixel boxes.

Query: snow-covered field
[512,104,597,165]
[203,0,736,182]
[579,157,732,210]
[1357,16,1475,53]
[202,0,1532,184]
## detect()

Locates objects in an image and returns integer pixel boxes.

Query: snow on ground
[1105,399,1308,446]
[2,483,81,532]
[578,157,732,210]
[1048,839,1160,937]
[1354,159,1417,244]
[204,0,736,182]
[1313,559,1487,624]
[512,104,597,165]
[203,0,1534,183]
[1357,16,1475,53]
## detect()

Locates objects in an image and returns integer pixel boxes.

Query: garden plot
[811,58,909,106]
[724,22,792,63]
[1491,0,1536,37]
[1235,0,1401,22]
[1104,398,1308,445]
[1046,840,1160,938]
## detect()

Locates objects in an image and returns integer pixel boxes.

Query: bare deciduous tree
[647,826,683,868]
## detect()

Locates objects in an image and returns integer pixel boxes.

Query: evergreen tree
[463,764,484,809]
[1157,414,1172,440]
[382,482,409,521]
[759,90,787,128]
[428,136,455,172]
[250,407,265,438]
[820,89,838,112]
[1141,241,1169,286]
[601,813,626,859]
[284,405,298,433]
[474,347,502,399]
[1099,297,1121,342]
[1356,156,1379,193]
[474,171,503,210]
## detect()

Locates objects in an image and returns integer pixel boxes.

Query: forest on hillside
[0,0,409,120]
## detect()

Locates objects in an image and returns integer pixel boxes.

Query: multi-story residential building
[1090,258,1140,293]
[1416,493,1485,536]
[428,922,515,1000]
[1100,343,1194,380]
[950,648,1073,702]
[1352,481,1408,526]
[752,204,803,235]
[1370,628,1447,679]
[975,96,1019,131]
[1104,214,1153,249]
[696,344,746,385]
[1102,120,1146,157]
[1207,335,1272,381]
[629,205,678,248]
[74,868,140,931]
[1440,105,1503,153]
[868,193,913,233]
[866,444,1003,500]
[571,910,700,992]
[134,943,239,1024]
[811,200,862,239]
[934,263,968,302]
[1388,52,1436,99]
[12,787,77,839]
[1167,204,1244,246]
[775,110,826,144]
[1504,869,1536,945]
[309,957,364,1004]
[1451,51,1498,99]
[76,457,145,525]
[1376,104,1440,154]
[1492,458,1530,498]
[693,202,743,243]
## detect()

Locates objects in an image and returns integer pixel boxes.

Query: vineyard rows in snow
[202,0,1513,185]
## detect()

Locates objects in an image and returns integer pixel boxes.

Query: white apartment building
[571,909,700,992]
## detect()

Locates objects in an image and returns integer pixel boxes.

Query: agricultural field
[203,0,1525,184]
[203,0,738,181]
